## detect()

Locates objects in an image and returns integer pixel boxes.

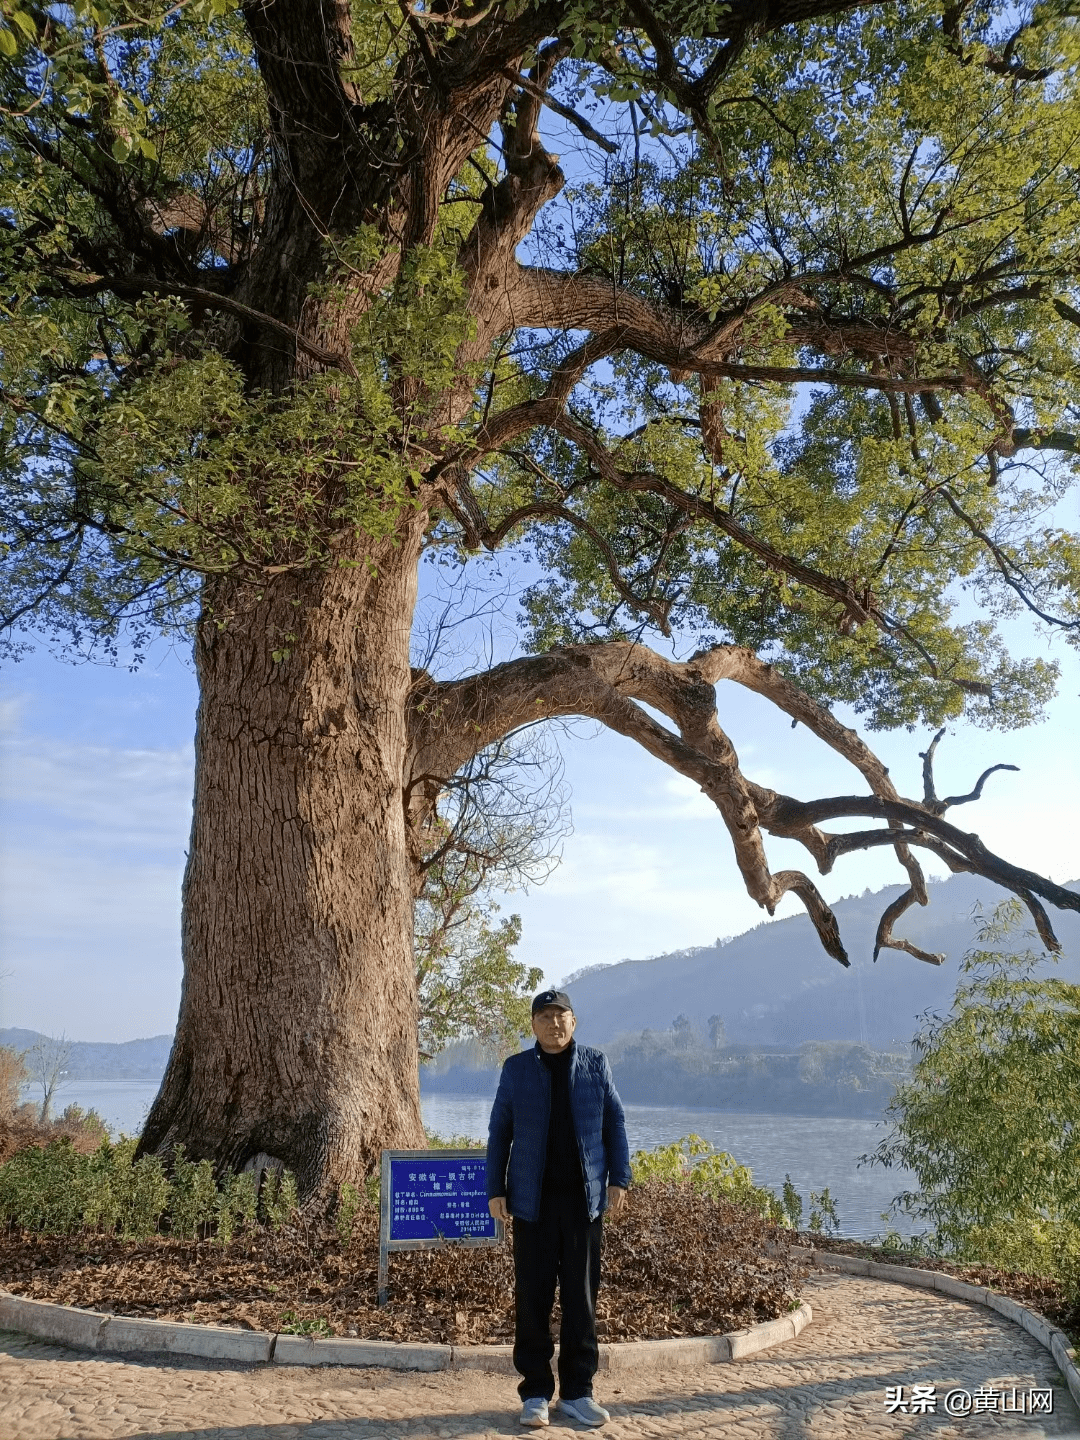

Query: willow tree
[3,0,1080,1197]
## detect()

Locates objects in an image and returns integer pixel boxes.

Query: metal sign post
[378,1148,504,1305]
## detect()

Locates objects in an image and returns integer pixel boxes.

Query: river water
[34,1081,920,1242]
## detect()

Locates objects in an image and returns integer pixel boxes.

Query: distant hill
[6,872,1078,1101]
[561,872,1080,1050]
[0,1029,172,1080]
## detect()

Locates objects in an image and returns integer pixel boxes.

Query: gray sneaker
[519,1397,550,1427]
[560,1396,610,1427]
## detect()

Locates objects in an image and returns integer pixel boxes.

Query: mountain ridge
[5,873,1078,1077]
[557,872,1080,1050]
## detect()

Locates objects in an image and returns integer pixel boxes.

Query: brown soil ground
[0,1184,805,1344]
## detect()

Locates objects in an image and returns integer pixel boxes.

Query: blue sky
[2,591,1078,1042]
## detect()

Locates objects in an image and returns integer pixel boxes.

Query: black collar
[536,1037,575,1066]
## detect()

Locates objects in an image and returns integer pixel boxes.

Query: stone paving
[0,1273,1078,1439]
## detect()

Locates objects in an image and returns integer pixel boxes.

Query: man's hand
[489,1196,509,1222]
[607,1185,627,1216]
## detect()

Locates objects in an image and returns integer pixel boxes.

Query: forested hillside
[8,874,1077,1115]
[565,874,1080,1050]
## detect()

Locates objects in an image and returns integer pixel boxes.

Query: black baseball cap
[532,989,574,1015]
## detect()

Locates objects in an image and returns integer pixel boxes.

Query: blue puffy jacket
[486,1041,632,1223]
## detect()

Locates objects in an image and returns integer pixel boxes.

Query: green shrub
[806,1186,840,1237]
[627,1135,839,1234]
[336,1182,363,1245]
[169,1146,219,1239]
[630,1134,784,1221]
[216,1171,259,1244]
[279,1311,333,1337]
[780,1175,803,1229]
[0,1134,299,1242]
[0,1137,91,1233]
[869,902,1080,1292]
[261,1167,300,1232]
[55,1104,108,1143]
[423,1131,478,1149]
[111,1141,171,1238]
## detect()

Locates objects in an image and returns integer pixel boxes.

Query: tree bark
[139,523,427,1197]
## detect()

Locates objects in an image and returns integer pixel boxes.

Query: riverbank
[18,1083,921,1242]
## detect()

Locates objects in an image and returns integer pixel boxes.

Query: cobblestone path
[1,1273,1077,1439]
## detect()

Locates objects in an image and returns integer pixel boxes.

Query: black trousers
[512,1188,603,1402]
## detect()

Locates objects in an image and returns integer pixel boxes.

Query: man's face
[532,1005,576,1053]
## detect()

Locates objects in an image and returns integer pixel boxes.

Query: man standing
[487,988,631,1429]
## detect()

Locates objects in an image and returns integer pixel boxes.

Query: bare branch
[497,66,617,154]
[75,274,357,376]
[936,487,1079,634]
[920,726,946,808]
[873,846,943,966]
[406,639,1078,964]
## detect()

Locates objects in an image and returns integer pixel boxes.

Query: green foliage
[0,1136,299,1241]
[0,1136,169,1238]
[412,733,563,1063]
[870,902,1080,1289]
[1,0,477,653]
[629,1135,841,1234]
[777,1172,839,1234]
[512,7,1080,726]
[873,1226,937,1257]
[335,1182,364,1246]
[629,1134,784,1221]
[780,1175,803,1231]
[54,1104,108,1144]
[0,1137,96,1234]
[169,1145,219,1240]
[261,1168,300,1232]
[806,1187,841,1237]
[422,1132,479,1150]
[215,1169,259,1244]
[85,1139,171,1238]
[0,0,1074,732]
[279,1310,333,1337]
[416,898,541,1063]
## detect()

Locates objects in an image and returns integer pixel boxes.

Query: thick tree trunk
[139,524,427,1199]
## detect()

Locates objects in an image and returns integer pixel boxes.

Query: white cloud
[0,696,24,734]
[658,773,720,820]
[2,737,193,856]
[0,734,190,1038]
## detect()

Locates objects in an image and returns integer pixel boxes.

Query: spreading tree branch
[406,641,1078,965]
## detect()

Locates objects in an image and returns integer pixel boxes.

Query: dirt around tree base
[0,1185,804,1345]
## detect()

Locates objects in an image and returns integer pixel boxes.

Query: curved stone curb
[450,1303,812,1375]
[0,1287,810,1374]
[794,1245,1080,1412]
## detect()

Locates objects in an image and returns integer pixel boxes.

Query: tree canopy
[3,0,1080,979]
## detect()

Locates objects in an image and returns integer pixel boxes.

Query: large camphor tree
[3,0,1080,1198]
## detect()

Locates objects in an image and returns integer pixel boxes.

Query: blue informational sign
[378,1148,503,1304]
[387,1153,495,1241]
